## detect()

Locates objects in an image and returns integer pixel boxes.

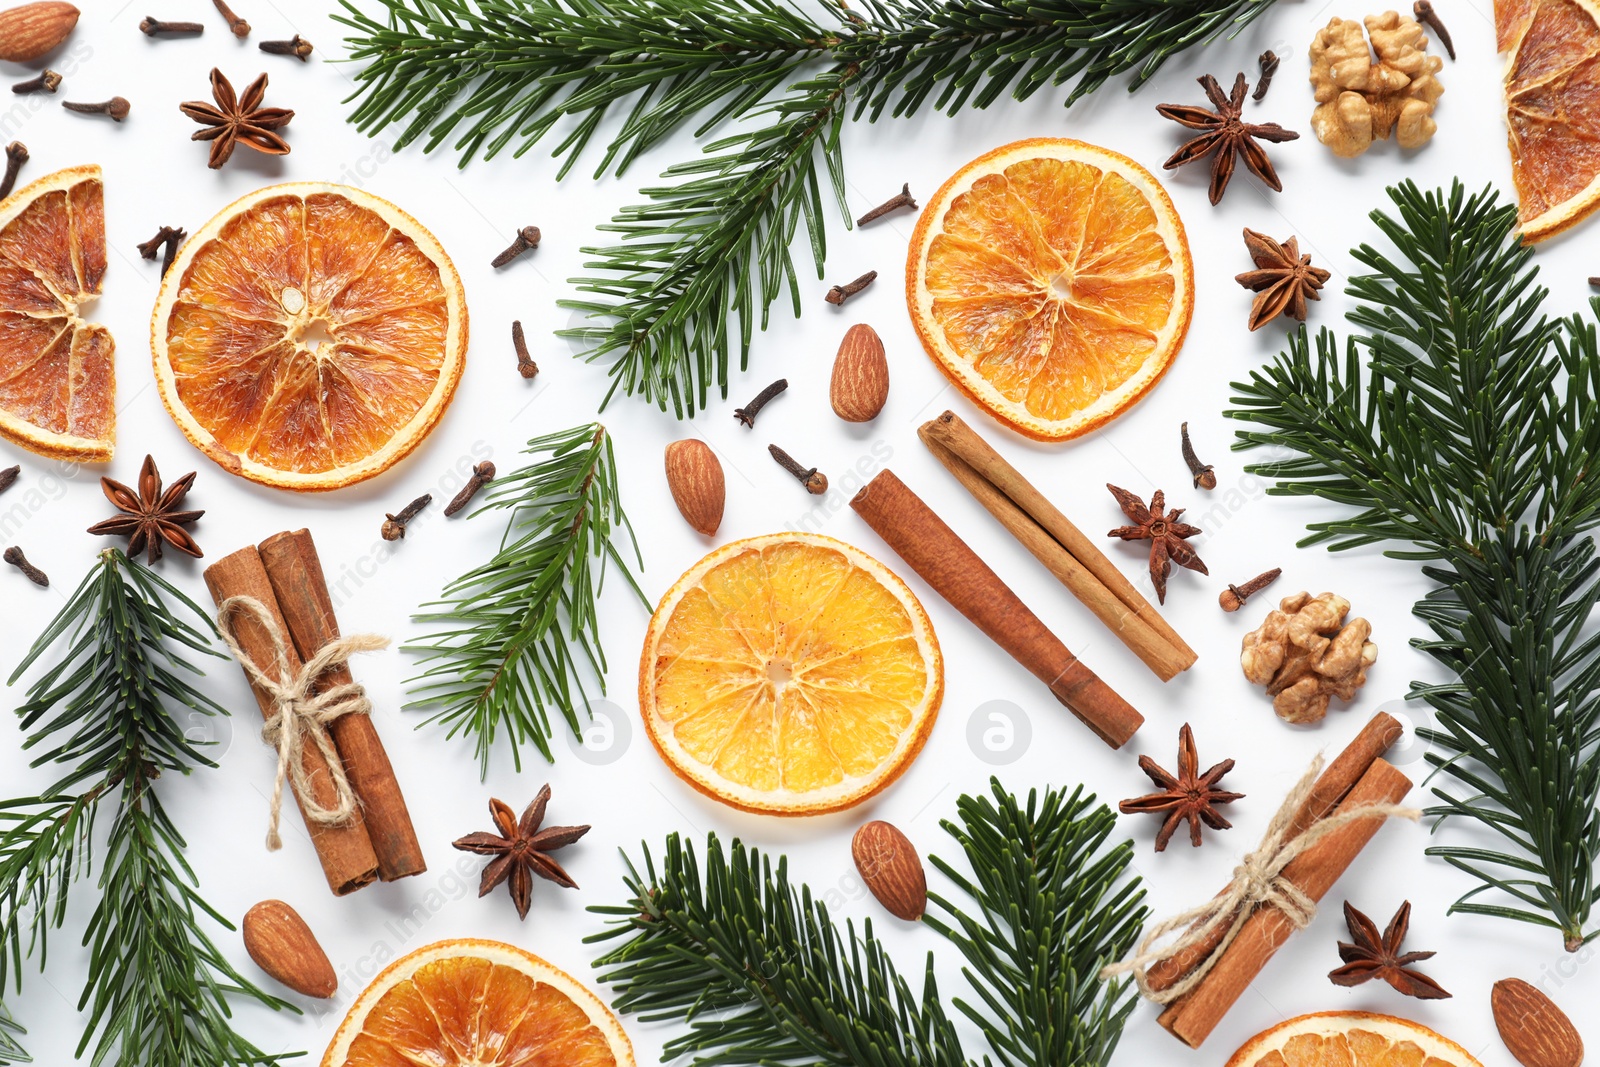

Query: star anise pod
[86,455,203,564]
[1157,73,1299,204]
[1106,483,1207,604]
[179,68,294,169]
[1236,228,1332,330]
[1328,900,1451,999]
[453,785,589,921]
[1119,723,1243,851]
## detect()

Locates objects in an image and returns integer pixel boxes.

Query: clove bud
[444,462,496,516]
[11,70,61,94]
[857,183,917,226]
[0,142,26,200]
[4,546,47,587]
[141,16,205,35]
[259,35,313,60]
[768,444,827,495]
[381,493,432,541]
[63,97,131,121]
[492,225,540,268]
[825,270,876,306]
[1220,568,1282,612]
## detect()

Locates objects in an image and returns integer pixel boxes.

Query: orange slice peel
[151,182,466,491]
[907,138,1192,441]
[1226,1011,1486,1067]
[321,938,634,1067]
[639,533,943,816]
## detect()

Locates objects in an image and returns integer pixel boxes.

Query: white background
[0,0,1595,1063]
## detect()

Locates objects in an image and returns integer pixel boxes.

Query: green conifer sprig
[0,549,294,1067]
[405,424,646,775]
[340,0,1281,414]
[0,1004,25,1064]
[588,778,1145,1067]
[1228,181,1600,950]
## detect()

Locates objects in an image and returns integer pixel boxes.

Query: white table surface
[0,0,1594,1063]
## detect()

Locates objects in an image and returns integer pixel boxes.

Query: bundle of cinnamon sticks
[204,529,425,896]
[919,411,1196,680]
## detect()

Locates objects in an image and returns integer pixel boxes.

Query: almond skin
[664,439,724,536]
[1492,978,1583,1067]
[0,2,78,62]
[851,820,926,921]
[243,900,337,999]
[830,323,889,422]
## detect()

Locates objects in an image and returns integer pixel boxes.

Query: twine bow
[1099,753,1419,1003]
[215,595,389,851]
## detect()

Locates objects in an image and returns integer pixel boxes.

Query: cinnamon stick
[203,547,380,896]
[920,411,1196,677]
[851,469,1143,748]
[258,530,426,882]
[1145,711,1403,991]
[1157,757,1414,1048]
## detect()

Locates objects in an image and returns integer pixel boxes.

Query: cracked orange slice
[907,138,1192,441]
[321,939,633,1067]
[0,165,113,462]
[640,533,942,815]
[151,183,466,491]
[1497,0,1600,242]
[1226,1012,1485,1067]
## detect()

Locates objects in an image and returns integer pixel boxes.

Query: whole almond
[851,820,926,921]
[242,900,337,999]
[830,323,889,422]
[0,2,78,62]
[1492,978,1583,1067]
[664,439,724,536]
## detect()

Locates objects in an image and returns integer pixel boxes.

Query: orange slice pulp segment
[152,183,466,491]
[907,138,1192,441]
[1226,1012,1486,1067]
[321,939,633,1067]
[640,533,943,815]
[0,165,114,462]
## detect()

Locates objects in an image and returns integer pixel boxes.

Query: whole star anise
[1329,900,1451,999]
[179,68,294,169]
[1106,484,1207,604]
[1119,723,1243,851]
[453,785,589,920]
[86,455,203,563]
[1157,73,1299,204]
[1236,228,1332,330]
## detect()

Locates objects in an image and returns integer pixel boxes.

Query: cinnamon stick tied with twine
[919,410,1196,680]
[216,595,389,850]
[204,547,380,896]
[851,468,1142,748]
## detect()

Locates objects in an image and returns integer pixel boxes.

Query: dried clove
[492,225,541,268]
[768,444,827,495]
[160,229,186,277]
[0,142,26,200]
[511,320,538,379]
[0,465,17,494]
[4,546,47,587]
[12,70,61,94]
[734,378,787,427]
[213,0,250,37]
[1413,0,1455,60]
[825,270,877,306]
[259,34,313,60]
[1252,51,1279,101]
[1220,567,1282,612]
[63,97,131,122]
[857,183,917,226]
[444,462,496,516]
[381,493,432,541]
[1181,421,1216,490]
[141,16,204,35]
[138,225,186,277]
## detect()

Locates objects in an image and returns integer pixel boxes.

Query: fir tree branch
[0,549,295,1067]
[1228,180,1600,950]
[406,424,646,774]
[589,780,1145,1066]
[0,1002,25,1064]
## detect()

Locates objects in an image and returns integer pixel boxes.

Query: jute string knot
[1099,753,1418,1004]
[216,596,389,851]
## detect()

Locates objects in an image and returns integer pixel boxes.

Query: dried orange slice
[907,138,1192,441]
[151,183,466,491]
[1226,1012,1485,1067]
[640,533,942,815]
[1497,0,1600,242]
[0,165,113,462]
[321,939,633,1067]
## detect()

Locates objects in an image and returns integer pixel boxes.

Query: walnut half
[1240,591,1378,723]
[1309,12,1444,158]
